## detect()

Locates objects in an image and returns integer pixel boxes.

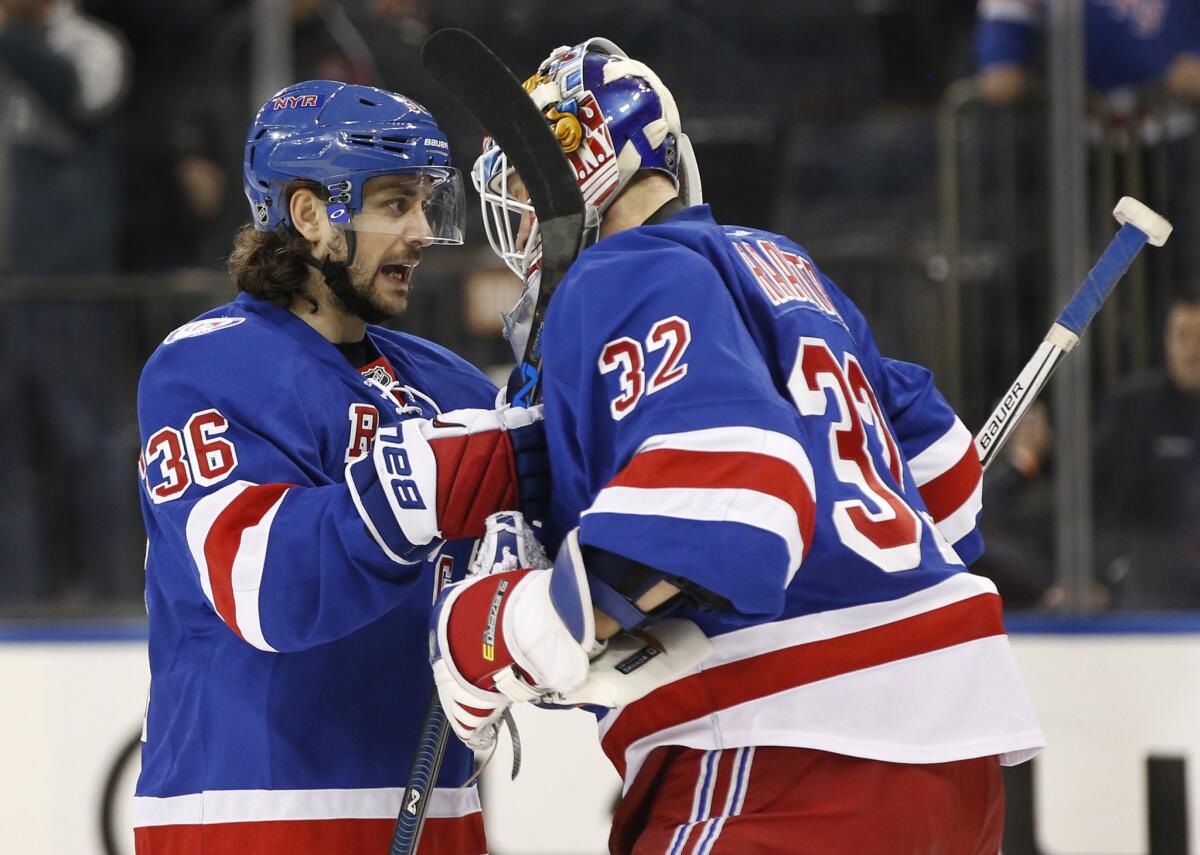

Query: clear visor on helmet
[472,146,541,279]
[326,169,466,244]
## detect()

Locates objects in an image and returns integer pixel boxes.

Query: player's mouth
[379,262,418,290]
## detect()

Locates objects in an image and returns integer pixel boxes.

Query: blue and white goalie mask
[473,137,541,280]
[470,38,702,355]
[473,137,545,357]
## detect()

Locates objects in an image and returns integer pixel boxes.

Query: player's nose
[516,209,534,251]
[405,210,435,248]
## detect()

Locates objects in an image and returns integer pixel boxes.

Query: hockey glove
[431,512,597,750]
[347,405,546,554]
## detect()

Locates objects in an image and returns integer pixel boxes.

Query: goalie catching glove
[430,513,598,749]
[430,513,715,750]
[347,405,548,559]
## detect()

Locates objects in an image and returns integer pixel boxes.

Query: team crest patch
[164,317,246,344]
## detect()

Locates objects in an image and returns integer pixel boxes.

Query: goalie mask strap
[295,230,391,326]
[643,195,688,227]
[581,544,727,632]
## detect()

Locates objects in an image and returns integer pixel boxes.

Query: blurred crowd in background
[0,0,1198,617]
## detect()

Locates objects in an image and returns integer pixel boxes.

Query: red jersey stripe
[134,812,485,855]
[600,593,1005,778]
[201,483,291,641]
[610,448,815,541]
[917,444,982,522]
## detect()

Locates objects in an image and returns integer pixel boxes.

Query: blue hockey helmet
[244,80,465,244]
[473,38,701,281]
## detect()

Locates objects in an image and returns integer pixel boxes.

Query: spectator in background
[975,0,1200,104]
[0,0,129,274]
[974,401,1057,607]
[974,0,1198,327]
[974,401,1112,610]
[0,0,140,612]
[1095,294,1200,608]
[170,0,380,267]
[82,0,228,272]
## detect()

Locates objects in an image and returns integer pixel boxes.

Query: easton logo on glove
[482,579,509,662]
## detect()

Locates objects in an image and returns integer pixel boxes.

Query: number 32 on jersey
[598,315,691,420]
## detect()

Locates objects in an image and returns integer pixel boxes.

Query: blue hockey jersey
[134,293,491,854]
[977,0,1200,91]
[539,206,1043,785]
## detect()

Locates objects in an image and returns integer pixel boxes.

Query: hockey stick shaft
[390,30,584,851]
[974,197,1171,470]
[389,693,450,855]
[421,28,589,409]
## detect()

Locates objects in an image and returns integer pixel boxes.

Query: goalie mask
[472,38,702,355]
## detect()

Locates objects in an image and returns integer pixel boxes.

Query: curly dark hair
[227,180,324,307]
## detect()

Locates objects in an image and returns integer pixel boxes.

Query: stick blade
[1113,196,1173,247]
[420,28,583,224]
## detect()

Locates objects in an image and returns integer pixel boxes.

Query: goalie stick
[423,27,591,409]
[975,196,1172,470]
[389,29,592,855]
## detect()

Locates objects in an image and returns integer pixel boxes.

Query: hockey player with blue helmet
[432,39,1043,854]
[133,81,545,855]
[240,78,466,325]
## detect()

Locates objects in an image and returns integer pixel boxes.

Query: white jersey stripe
[606,634,1043,793]
[132,785,480,827]
[184,480,253,612]
[698,569,997,669]
[907,419,973,487]
[636,426,815,488]
[935,479,983,546]
[597,574,1042,790]
[229,489,288,653]
[584,485,805,577]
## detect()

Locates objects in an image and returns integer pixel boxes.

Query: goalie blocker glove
[431,520,599,749]
[347,404,547,553]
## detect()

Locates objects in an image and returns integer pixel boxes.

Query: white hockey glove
[347,405,546,556]
[547,617,712,708]
[430,512,597,750]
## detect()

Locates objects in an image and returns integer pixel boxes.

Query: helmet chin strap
[293,227,391,326]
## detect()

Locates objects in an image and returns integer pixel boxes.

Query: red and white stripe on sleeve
[583,427,817,583]
[185,480,292,652]
[906,419,982,548]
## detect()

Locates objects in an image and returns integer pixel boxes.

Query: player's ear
[289,187,324,243]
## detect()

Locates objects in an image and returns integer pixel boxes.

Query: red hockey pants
[610,745,1004,855]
